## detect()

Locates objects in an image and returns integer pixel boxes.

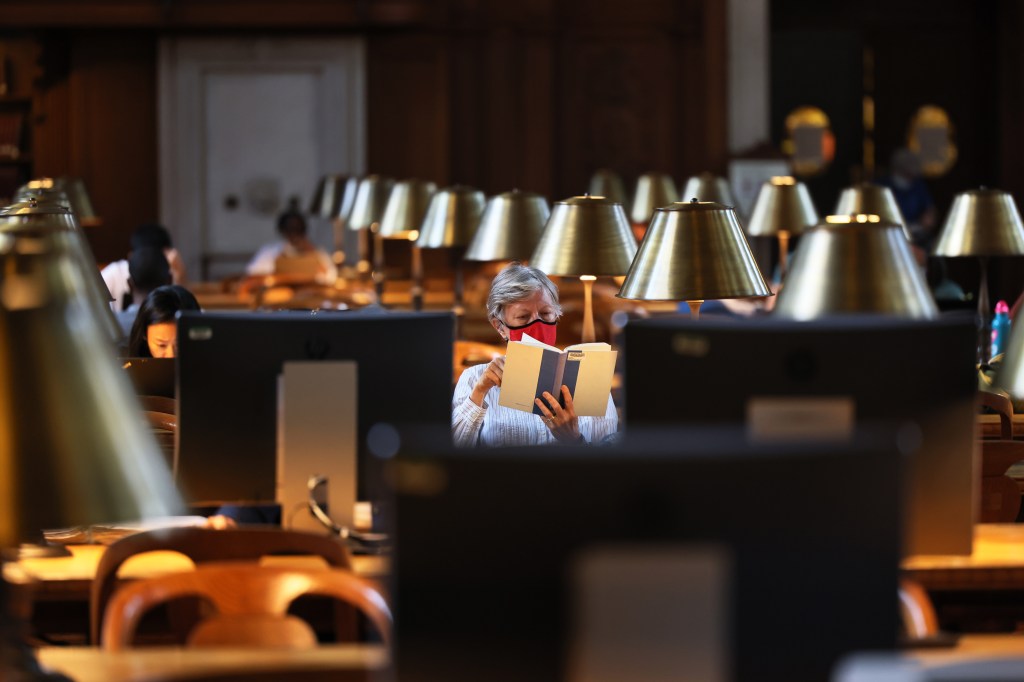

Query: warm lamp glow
[770,176,797,186]
[826,214,881,224]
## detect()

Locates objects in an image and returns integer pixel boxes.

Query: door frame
[158,37,366,280]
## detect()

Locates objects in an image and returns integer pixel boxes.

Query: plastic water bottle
[991,300,1011,359]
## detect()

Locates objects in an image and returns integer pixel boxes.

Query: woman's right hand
[470,356,504,407]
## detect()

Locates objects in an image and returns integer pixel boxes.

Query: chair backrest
[91,526,351,645]
[101,562,392,652]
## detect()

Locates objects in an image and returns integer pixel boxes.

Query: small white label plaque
[746,396,855,443]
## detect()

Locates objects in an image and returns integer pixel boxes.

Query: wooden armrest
[979,390,1014,439]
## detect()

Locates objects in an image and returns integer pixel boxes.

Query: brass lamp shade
[618,200,771,301]
[309,174,358,221]
[0,198,123,343]
[746,176,819,237]
[681,172,736,207]
[530,195,637,277]
[464,190,550,262]
[18,178,97,222]
[932,188,1024,257]
[588,169,629,206]
[629,173,678,224]
[773,217,938,320]
[0,231,181,546]
[415,185,486,249]
[378,179,437,239]
[834,183,906,226]
[347,175,394,231]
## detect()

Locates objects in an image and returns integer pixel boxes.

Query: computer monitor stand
[276,361,358,532]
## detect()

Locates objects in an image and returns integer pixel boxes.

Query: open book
[498,333,617,417]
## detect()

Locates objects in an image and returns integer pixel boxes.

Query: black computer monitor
[120,357,176,399]
[176,310,453,505]
[392,429,903,682]
[623,314,978,556]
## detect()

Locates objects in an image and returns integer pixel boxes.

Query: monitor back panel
[176,311,453,505]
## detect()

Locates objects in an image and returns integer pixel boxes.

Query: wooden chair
[978,391,1024,522]
[898,578,939,640]
[102,563,391,652]
[91,526,352,645]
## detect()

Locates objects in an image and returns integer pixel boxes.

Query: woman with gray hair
[452,262,618,446]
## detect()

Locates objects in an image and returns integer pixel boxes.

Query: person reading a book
[452,262,618,446]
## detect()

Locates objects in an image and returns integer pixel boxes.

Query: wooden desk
[8,545,389,603]
[37,644,388,682]
[903,524,1024,632]
[903,524,1024,591]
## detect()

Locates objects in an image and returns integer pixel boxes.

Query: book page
[565,342,612,352]
[561,348,618,417]
[520,332,562,352]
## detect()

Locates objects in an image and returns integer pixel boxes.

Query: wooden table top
[902,524,1024,590]
[7,544,390,601]
[37,644,389,682]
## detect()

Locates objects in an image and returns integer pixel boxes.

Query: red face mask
[505,318,558,346]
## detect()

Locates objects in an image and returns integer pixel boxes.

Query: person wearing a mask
[451,262,618,447]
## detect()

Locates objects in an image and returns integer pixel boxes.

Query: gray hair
[486,262,562,323]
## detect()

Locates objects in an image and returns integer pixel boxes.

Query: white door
[159,38,365,281]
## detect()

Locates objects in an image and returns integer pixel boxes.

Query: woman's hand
[536,385,582,443]
[470,356,504,407]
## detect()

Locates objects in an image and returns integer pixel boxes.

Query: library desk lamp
[617,199,771,319]
[531,194,637,343]
[745,176,819,280]
[932,188,1024,363]
[834,183,912,240]
[0,198,122,345]
[0,230,181,680]
[628,172,677,242]
[415,185,486,328]
[18,178,99,228]
[347,175,394,278]
[377,179,437,307]
[681,172,736,208]
[308,174,358,267]
[464,189,550,264]
[588,169,629,207]
[773,215,938,320]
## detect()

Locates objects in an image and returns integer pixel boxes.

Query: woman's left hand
[536,385,582,443]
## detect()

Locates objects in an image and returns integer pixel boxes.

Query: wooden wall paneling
[0,0,429,29]
[366,33,450,185]
[446,28,485,191]
[68,33,158,264]
[999,0,1024,204]
[699,0,728,174]
[556,29,681,200]
[519,32,555,199]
